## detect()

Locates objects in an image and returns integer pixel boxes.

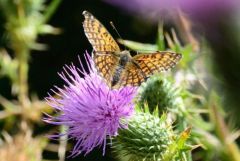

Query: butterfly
[82,11,182,89]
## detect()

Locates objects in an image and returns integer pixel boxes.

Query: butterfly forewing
[83,11,120,52]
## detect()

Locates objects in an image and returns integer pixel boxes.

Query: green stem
[42,0,62,24]
[211,104,240,161]
[58,125,68,161]
[10,0,31,133]
[16,46,30,132]
[18,49,29,107]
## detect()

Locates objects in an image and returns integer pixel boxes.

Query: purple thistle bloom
[104,0,239,22]
[44,52,137,157]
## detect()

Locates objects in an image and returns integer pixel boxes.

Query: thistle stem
[42,0,62,24]
[211,104,240,161]
[18,49,29,106]
[16,46,30,133]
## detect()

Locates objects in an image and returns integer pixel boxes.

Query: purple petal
[44,52,137,157]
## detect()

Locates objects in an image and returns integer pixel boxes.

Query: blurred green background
[0,1,160,160]
[0,0,158,98]
[0,0,240,160]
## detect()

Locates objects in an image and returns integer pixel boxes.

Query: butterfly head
[113,50,131,66]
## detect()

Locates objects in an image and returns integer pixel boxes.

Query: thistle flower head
[113,107,191,161]
[138,76,181,114]
[104,0,239,22]
[44,52,137,157]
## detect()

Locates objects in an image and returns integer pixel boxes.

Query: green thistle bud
[113,107,190,161]
[138,75,180,113]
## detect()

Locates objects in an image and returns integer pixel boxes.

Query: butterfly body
[83,11,182,88]
[111,50,142,87]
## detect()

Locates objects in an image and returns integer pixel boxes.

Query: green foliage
[0,0,60,51]
[118,39,158,52]
[0,49,18,82]
[156,23,165,51]
[0,2,240,160]
[114,23,240,161]
[0,0,61,160]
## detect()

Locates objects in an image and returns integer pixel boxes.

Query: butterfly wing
[82,11,120,52]
[114,52,181,88]
[83,11,120,84]
[113,62,146,89]
[93,51,119,86]
[133,51,182,76]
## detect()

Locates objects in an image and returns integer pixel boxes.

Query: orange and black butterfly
[82,11,182,88]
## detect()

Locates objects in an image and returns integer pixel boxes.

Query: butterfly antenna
[110,21,122,40]
[110,21,127,50]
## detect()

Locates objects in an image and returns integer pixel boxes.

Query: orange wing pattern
[83,11,182,88]
[82,11,120,52]
[83,11,120,84]
[114,52,181,88]
[133,52,182,76]
[93,51,119,86]
[113,63,145,88]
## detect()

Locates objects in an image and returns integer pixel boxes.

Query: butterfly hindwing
[114,52,181,88]
[133,52,182,76]
[93,51,119,86]
[113,62,145,88]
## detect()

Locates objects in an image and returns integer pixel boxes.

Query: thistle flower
[104,0,239,22]
[138,76,181,114]
[44,52,137,157]
[113,107,191,161]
